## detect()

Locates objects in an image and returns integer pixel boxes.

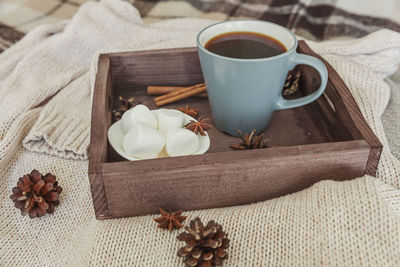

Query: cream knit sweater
[1,0,400,266]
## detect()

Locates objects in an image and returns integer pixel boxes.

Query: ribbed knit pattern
[1,1,400,266]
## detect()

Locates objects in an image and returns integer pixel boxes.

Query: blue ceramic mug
[197,20,328,136]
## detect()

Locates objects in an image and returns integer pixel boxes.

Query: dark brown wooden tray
[88,41,382,219]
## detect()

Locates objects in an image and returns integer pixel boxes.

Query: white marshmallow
[165,128,199,157]
[123,123,166,159]
[121,104,157,133]
[157,109,185,133]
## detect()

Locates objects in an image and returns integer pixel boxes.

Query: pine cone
[177,217,229,267]
[283,70,301,96]
[10,170,62,218]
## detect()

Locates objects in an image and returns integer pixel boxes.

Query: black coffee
[205,31,286,59]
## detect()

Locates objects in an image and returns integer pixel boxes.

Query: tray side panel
[88,55,113,219]
[296,64,353,141]
[109,47,203,91]
[102,140,370,218]
[298,41,382,176]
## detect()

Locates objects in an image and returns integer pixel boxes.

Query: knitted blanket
[1,0,400,40]
[1,0,400,265]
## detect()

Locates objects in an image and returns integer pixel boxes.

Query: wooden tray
[89,41,382,219]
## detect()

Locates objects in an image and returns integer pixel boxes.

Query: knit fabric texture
[383,70,400,160]
[1,0,400,266]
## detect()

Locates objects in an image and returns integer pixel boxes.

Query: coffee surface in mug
[205,31,287,59]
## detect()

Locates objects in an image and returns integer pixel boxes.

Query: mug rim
[196,20,298,62]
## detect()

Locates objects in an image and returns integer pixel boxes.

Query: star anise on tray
[283,70,301,96]
[10,170,63,218]
[112,96,135,121]
[177,105,200,118]
[154,208,187,232]
[185,117,213,136]
[230,129,269,150]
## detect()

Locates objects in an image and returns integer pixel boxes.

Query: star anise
[230,129,269,150]
[154,208,187,232]
[177,105,200,118]
[112,96,135,121]
[185,117,212,136]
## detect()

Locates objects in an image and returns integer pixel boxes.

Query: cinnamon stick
[154,83,207,107]
[147,85,208,98]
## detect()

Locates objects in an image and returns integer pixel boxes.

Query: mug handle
[275,53,328,110]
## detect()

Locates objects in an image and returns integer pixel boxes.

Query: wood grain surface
[102,140,369,217]
[297,43,382,175]
[88,41,382,219]
[88,55,112,219]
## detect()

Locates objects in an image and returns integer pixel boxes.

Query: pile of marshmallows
[121,104,202,159]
